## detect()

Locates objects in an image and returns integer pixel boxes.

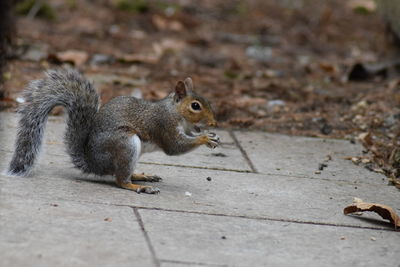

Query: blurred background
[1,0,400,186]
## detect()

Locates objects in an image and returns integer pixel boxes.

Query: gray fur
[85,95,197,178]
[8,69,99,175]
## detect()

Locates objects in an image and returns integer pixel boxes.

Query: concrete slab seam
[229,131,258,173]
[139,161,252,173]
[38,196,397,232]
[134,206,398,232]
[138,161,391,188]
[259,171,390,186]
[133,207,161,267]
[160,259,228,266]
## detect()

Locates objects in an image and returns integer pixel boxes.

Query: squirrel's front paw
[206,132,220,149]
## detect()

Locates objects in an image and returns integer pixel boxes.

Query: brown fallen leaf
[228,117,254,127]
[53,50,89,66]
[358,132,373,146]
[117,53,159,64]
[152,14,184,31]
[388,174,400,189]
[234,97,267,108]
[152,39,186,57]
[318,62,338,74]
[344,202,400,229]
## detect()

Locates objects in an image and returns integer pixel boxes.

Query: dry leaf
[228,117,254,127]
[148,90,168,99]
[117,53,159,64]
[361,158,371,164]
[318,62,338,74]
[55,50,89,66]
[388,174,400,189]
[152,15,168,30]
[358,132,373,146]
[152,39,186,57]
[344,202,400,229]
[152,15,184,31]
[234,97,267,108]
[351,157,361,164]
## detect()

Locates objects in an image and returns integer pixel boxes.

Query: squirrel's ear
[174,81,187,102]
[183,77,193,92]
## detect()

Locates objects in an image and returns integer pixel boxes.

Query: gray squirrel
[8,69,220,194]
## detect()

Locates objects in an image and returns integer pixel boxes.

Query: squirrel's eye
[191,102,201,110]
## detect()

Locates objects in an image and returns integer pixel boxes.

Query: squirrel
[8,69,220,194]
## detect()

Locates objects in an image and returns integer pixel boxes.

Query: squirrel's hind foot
[118,182,160,194]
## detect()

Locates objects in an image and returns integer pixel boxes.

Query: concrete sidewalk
[0,111,399,267]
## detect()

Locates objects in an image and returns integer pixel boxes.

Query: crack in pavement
[7,192,394,232]
[133,208,161,267]
[160,259,228,266]
[229,131,258,173]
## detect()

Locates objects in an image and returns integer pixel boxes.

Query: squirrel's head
[174,77,217,127]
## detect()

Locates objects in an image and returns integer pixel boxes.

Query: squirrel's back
[8,69,99,175]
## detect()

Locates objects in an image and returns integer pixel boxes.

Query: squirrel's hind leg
[114,134,160,194]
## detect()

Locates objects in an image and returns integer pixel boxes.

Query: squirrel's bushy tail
[8,69,99,175]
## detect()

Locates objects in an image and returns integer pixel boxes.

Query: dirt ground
[1,0,400,187]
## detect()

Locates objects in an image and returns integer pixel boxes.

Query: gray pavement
[0,111,399,267]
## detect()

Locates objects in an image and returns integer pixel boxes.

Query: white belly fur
[131,135,160,155]
[131,135,141,163]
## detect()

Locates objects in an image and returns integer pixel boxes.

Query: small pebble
[370,237,376,241]
[221,236,227,240]
[315,171,321,174]
[185,191,192,196]
[318,163,328,170]
[206,177,212,181]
